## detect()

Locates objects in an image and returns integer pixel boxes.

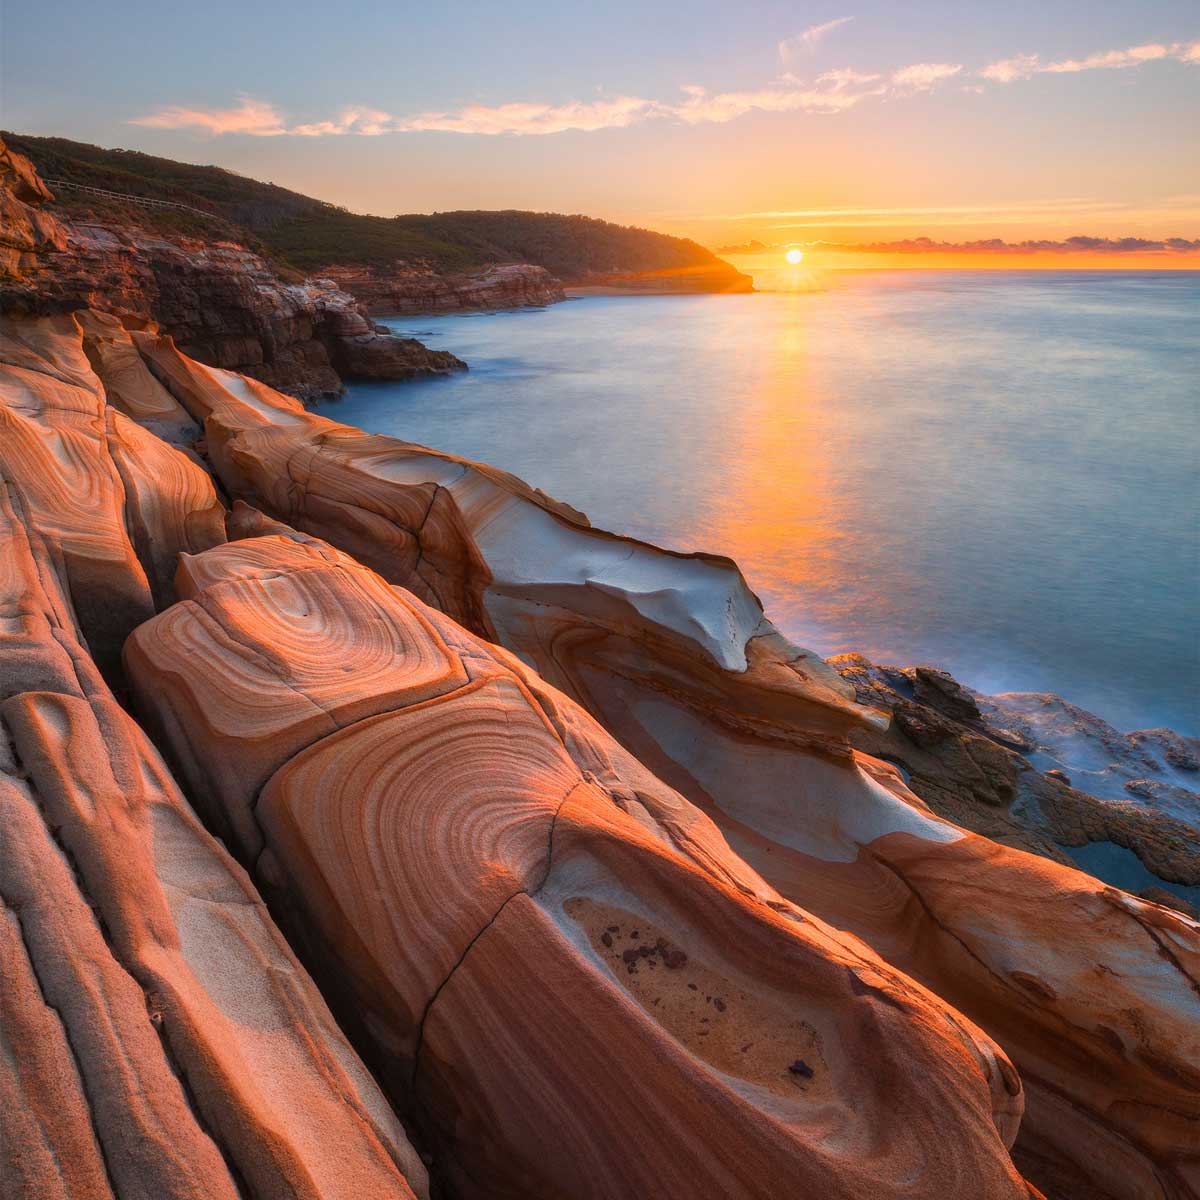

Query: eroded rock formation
[0,196,1197,1196]
[0,135,464,400]
[0,138,69,279]
[126,334,1200,1200]
[125,531,1032,1200]
[832,654,1200,907]
[0,377,429,1196]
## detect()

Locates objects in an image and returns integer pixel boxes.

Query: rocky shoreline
[1,136,1197,1200]
[320,261,567,314]
[1,139,467,401]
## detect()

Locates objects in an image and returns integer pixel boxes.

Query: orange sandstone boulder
[125,533,1033,1200]
[77,309,199,445]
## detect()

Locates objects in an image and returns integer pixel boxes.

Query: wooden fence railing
[43,178,214,219]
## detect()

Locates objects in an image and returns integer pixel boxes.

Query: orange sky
[6,4,1197,269]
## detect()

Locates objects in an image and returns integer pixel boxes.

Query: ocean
[316,270,1200,735]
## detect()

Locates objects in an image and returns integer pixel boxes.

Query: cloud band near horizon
[717,235,1200,255]
[130,36,1200,139]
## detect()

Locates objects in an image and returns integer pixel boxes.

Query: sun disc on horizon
[785,248,804,265]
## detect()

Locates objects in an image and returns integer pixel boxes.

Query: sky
[3,1,1198,262]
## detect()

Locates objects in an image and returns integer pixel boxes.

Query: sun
[785,248,804,265]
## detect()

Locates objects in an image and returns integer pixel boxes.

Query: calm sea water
[317,271,1200,735]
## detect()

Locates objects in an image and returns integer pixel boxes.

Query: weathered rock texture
[321,261,566,314]
[125,531,1032,1200]
[129,337,1200,1200]
[0,136,463,400]
[0,138,69,279]
[0,312,226,681]
[832,655,1200,905]
[0,319,429,1198]
[2,291,1198,1200]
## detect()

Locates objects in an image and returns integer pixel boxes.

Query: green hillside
[6,132,730,279]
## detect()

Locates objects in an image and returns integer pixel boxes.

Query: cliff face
[0,138,69,278]
[320,261,566,314]
[0,137,464,400]
[10,133,754,297]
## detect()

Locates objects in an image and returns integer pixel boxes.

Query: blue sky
[4,1,1198,245]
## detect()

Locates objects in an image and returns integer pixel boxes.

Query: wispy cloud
[392,96,658,135]
[979,54,1041,83]
[890,62,963,92]
[808,235,1200,254]
[672,73,885,125]
[130,33,1200,139]
[778,17,854,64]
[981,39,1199,83]
[131,96,288,136]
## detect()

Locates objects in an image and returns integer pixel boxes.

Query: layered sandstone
[125,531,1032,1200]
[320,261,567,314]
[0,321,429,1198]
[128,337,1200,1200]
[1,286,1197,1200]
[0,312,223,680]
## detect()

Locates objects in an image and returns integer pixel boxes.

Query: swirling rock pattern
[0,313,224,678]
[626,698,1200,1200]
[77,309,199,445]
[0,455,427,1198]
[127,342,1200,1200]
[126,534,1033,1200]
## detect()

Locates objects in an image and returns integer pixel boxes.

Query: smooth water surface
[317,271,1200,734]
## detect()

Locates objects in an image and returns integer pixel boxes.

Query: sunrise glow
[785,248,804,265]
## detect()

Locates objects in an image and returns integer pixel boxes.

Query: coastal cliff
[320,261,566,313]
[1,138,1197,1200]
[7,133,753,307]
[0,138,464,400]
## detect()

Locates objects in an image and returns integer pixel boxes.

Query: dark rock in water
[828,653,1200,907]
[911,665,983,723]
